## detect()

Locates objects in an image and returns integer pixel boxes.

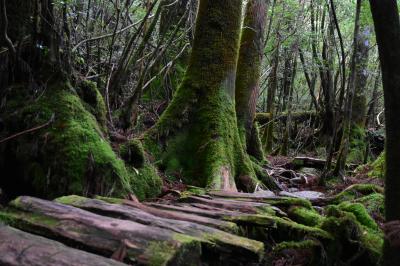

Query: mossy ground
[0,80,161,200]
[367,152,385,179]
[248,189,384,265]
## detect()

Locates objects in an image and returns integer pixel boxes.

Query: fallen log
[118,198,239,233]
[255,111,317,125]
[0,196,204,265]
[280,156,358,171]
[180,195,278,214]
[55,195,264,263]
[0,224,126,266]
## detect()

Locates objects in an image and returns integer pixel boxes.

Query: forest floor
[0,155,384,266]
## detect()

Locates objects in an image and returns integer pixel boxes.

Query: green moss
[145,241,179,266]
[120,139,145,168]
[145,89,258,191]
[0,210,59,228]
[332,184,384,203]
[321,205,383,263]
[169,234,203,266]
[55,195,88,205]
[337,202,378,231]
[353,193,384,219]
[134,163,163,199]
[0,81,161,199]
[75,80,107,132]
[288,206,324,226]
[143,0,262,192]
[273,239,319,252]
[186,186,207,195]
[368,152,385,179]
[261,197,313,210]
[347,125,367,164]
[273,216,333,240]
[94,196,124,204]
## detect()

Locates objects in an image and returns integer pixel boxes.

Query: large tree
[368,0,400,265]
[145,0,263,191]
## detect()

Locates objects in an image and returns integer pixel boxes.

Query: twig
[72,15,155,52]
[0,114,55,144]
[0,0,16,57]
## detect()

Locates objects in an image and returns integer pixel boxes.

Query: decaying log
[255,111,317,125]
[180,195,284,214]
[119,199,239,233]
[1,196,204,265]
[0,224,126,266]
[55,195,264,263]
[281,156,358,170]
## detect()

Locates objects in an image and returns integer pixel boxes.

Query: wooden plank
[55,195,264,263]
[120,199,239,233]
[147,202,280,227]
[180,195,279,214]
[0,224,126,266]
[1,196,204,266]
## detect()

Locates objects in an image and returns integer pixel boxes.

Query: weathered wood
[147,202,251,219]
[1,196,204,266]
[255,111,317,125]
[282,156,358,170]
[0,224,126,266]
[146,202,284,228]
[119,199,239,233]
[208,190,276,199]
[55,195,264,263]
[180,195,283,214]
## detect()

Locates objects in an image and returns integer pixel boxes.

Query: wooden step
[55,195,264,263]
[1,196,204,265]
[0,223,126,266]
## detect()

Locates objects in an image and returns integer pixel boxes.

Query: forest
[0,0,400,265]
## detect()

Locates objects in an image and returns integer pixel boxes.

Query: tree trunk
[235,0,268,157]
[368,1,400,265]
[262,32,280,154]
[145,0,260,192]
[352,26,371,126]
[334,0,362,176]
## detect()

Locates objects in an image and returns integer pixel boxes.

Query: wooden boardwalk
[0,191,334,265]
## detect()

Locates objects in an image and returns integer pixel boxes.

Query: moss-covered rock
[288,206,324,227]
[353,193,384,220]
[0,81,161,199]
[120,139,145,168]
[321,205,383,264]
[337,202,379,231]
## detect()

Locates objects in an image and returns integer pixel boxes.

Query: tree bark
[145,0,260,191]
[235,0,268,150]
[368,1,400,265]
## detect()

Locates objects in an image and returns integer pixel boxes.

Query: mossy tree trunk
[0,0,162,200]
[145,0,260,192]
[368,0,400,265]
[235,0,268,159]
